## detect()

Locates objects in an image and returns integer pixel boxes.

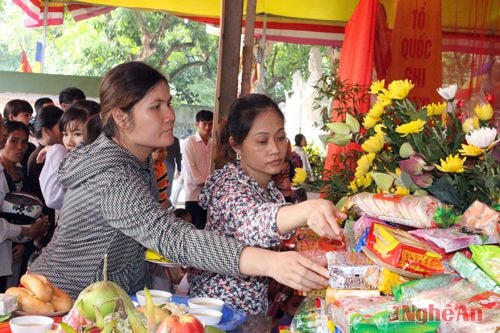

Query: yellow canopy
[76,0,499,34]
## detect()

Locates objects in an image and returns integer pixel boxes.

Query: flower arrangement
[325,79,499,212]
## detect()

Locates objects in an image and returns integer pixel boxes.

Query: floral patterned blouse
[188,160,291,314]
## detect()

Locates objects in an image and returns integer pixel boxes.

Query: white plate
[144,258,182,268]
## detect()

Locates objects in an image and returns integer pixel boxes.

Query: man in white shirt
[181,110,213,229]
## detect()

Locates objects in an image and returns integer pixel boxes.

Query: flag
[33,41,43,73]
[19,50,32,72]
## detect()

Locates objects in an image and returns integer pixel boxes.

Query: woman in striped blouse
[30,61,340,298]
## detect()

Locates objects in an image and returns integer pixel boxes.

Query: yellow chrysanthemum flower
[395,119,426,137]
[425,102,446,117]
[374,124,386,135]
[362,133,385,153]
[394,185,410,195]
[368,102,385,119]
[435,154,466,173]
[355,174,373,189]
[348,180,358,192]
[474,103,494,121]
[291,167,307,187]
[459,143,483,157]
[388,79,414,100]
[354,153,376,178]
[362,115,379,129]
[462,117,480,133]
[377,91,392,106]
[369,80,385,95]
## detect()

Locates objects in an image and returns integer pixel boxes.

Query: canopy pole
[239,0,256,97]
[41,0,49,73]
[256,13,267,93]
[212,0,243,170]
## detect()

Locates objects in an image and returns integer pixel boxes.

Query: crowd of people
[0,61,342,327]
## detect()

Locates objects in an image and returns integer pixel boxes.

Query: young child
[39,105,96,210]
[152,147,169,209]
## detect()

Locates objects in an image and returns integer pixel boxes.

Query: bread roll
[51,287,73,312]
[5,286,54,314]
[20,273,53,302]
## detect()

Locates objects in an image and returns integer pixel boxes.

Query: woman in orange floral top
[188,94,346,314]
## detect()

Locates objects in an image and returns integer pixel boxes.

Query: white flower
[437,84,458,101]
[465,127,498,148]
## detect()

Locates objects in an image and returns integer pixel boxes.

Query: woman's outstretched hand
[240,248,329,291]
[303,199,346,239]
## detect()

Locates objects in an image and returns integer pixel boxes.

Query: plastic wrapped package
[450,252,498,291]
[350,193,455,228]
[393,275,459,302]
[459,201,499,243]
[290,297,334,333]
[470,245,500,284]
[409,226,492,253]
[326,251,380,289]
[377,269,411,295]
[363,222,444,278]
[331,296,439,333]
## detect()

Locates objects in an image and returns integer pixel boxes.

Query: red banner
[386,0,442,106]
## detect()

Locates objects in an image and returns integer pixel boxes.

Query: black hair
[215,94,283,165]
[58,87,86,106]
[34,97,54,113]
[195,110,213,122]
[33,105,63,139]
[294,134,306,147]
[59,106,91,133]
[84,114,103,144]
[3,99,33,119]
[4,120,29,137]
[72,100,101,117]
[173,208,190,221]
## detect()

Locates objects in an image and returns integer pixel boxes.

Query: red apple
[155,314,204,333]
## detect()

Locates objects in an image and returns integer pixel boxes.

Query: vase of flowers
[323,79,499,213]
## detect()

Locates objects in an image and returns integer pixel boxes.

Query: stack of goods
[286,193,499,333]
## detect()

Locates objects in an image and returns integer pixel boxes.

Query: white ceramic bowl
[136,289,172,306]
[188,297,225,312]
[10,315,54,333]
[188,308,223,326]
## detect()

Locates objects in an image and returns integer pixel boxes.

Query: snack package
[290,297,334,333]
[350,193,456,228]
[376,269,411,295]
[326,251,380,290]
[362,222,444,278]
[459,201,499,243]
[450,252,499,291]
[325,288,380,305]
[470,244,500,284]
[330,296,439,333]
[392,274,458,302]
[409,226,491,253]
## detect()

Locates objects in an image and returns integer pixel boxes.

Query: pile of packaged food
[282,193,499,333]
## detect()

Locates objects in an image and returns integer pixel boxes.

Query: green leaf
[330,133,353,146]
[59,323,78,333]
[345,113,360,134]
[427,176,462,208]
[370,172,395,190]
[326,122,351,136]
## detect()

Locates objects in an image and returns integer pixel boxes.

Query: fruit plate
[15,310,68,317]
[144,258,182,268]
[171,295,247,331]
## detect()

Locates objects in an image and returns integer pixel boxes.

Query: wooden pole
[212,0,243,170]
[239,0,256,97]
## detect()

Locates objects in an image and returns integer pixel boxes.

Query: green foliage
[303,144,324,181]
